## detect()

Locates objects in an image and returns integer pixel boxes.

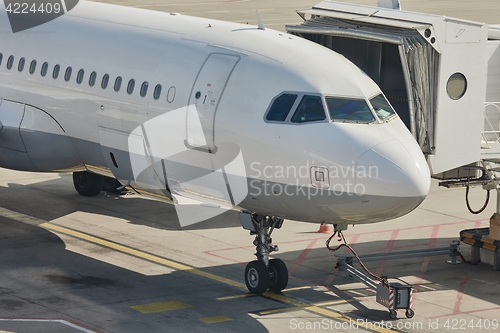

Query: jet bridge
[287,0,500,176]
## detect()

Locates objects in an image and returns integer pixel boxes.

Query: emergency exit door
[186,53,239,153]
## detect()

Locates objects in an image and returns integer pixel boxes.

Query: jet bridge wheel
[268,258,288,292]
[245,260,269,294]
[73,171,104,197]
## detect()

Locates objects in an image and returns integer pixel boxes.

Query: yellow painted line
[313,299,350,307]
[257,307,296,316]
[130,300,192,314]
[0,207,398,333]
[216,293,256,301]
[257,300,349,316]
[0,207,246,290]
[200,316,232,324]
[261,292,396,333]
[283,286,311,292]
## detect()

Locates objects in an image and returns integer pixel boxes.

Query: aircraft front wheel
[245,260,269,294]
[268,258,288,292]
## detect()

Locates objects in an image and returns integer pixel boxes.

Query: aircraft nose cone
[356,139,430,200]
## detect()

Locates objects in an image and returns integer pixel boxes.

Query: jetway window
[127,79,135,95]
[446,73,467,100]
[52,65,60,79]
[140,82,149,97]
[29,60,36,74]
[40,62,48,77]
[326,97,374,122]
[291,95,326,123]
[369,94,396,121]
[64,67,72,82]
[114,76,122,92]
[76,69,84,84]
[153,84,162,100]
[6,56,14,70]
[18,57,25,72]
[101,74,109,89]
[89,71,97,87]
[266,93,297,122]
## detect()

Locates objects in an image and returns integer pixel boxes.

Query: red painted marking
[375,229,399,277]
[426,306,500,319]
[288,239,318,276]
[453,273,469,314]
[413,224,440,292]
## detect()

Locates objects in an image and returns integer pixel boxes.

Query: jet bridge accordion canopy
[287,1,491,175]
[287,15,439,155]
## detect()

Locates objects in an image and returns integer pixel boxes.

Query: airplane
[0,1,430,295]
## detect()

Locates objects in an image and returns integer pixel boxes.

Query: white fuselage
[0,1,430,224]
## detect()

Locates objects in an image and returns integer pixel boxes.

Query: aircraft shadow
[0,173,242,230]
[1,171,499,326]
[0,219,267,333]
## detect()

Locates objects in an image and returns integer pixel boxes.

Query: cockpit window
[266,93,297,122]
[291,95,326,123]
[369,94,396,121]
[326,97,374,122]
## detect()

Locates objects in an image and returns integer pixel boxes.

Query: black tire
[244,260,269,294]
[389,309,397,319]
[268,258,288,292]
[405,309,414,318]
[102,177,122,194]
[73,171,104,197]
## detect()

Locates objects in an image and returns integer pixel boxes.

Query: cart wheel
[389,310,397,319]
[405,309,414,318]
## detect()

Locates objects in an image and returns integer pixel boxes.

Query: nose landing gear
[240,213,288,294]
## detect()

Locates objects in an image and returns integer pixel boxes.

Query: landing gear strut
[240,213,288,294]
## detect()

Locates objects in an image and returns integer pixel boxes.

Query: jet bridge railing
[482,102,500,150]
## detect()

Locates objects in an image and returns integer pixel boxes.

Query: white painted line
[0,319,97,333]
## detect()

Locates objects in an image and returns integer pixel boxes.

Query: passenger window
[64,67,72,82]
[153,84,162,100]
[369,94,396,121]
[53,64,60,79]
[266,94,297,121]
[127,79,135,94]
[29,60,37,74]
[114,76,122,92]
[89,71,97,87]
[41,62,48,77]
[326,97,374,122]
[101,74,109,89]
[291,95,326,123]
[7,56,14,70]
[76,69,84,84]
[140,81,149,97]
[0,53,3,66]
[18,57,25,72]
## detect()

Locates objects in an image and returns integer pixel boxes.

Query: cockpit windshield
[369,94,396,121]
[326,97,375,122]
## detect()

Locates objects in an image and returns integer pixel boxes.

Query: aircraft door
[186,53,239,153]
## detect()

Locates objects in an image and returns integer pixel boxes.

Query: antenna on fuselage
[256,10,266,30]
